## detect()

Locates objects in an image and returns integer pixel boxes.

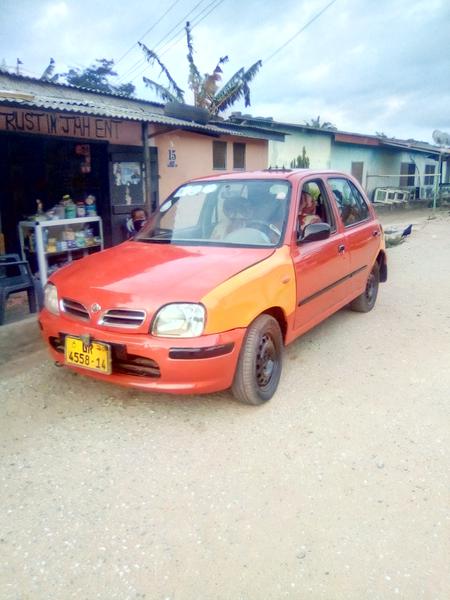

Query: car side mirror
[298,222,331,243]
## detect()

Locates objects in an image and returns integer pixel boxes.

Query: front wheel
[232,314,283,405]
[350,262,379,312]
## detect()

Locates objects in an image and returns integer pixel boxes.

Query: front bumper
[39,309,245,395]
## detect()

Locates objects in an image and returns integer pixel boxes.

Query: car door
[325,176,381,297]
[292,177,351,333]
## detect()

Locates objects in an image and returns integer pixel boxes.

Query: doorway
[0,133,109,254]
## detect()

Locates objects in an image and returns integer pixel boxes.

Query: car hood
[51,241,274,310]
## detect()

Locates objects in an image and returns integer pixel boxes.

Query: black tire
[350,262,380,312]
[232,314,283,405]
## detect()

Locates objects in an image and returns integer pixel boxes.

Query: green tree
[305,115,337,130]
[61,59,135,96]
[290,147,310,168]
[140,21,262,116]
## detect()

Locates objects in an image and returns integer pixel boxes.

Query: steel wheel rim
[366,272,376,303]
[256,333,277,388]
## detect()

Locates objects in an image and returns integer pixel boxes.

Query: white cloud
[303,62,332,83]
[34,2,69,30]
[1,0,448,142]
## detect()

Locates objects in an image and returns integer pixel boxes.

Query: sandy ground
[1,209,449,600]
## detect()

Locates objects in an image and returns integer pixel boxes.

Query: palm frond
[242,60,262,83]
[210,83,245,114]
[185,21,201,81]
[185,20,202,101]
[212,68,245,104]
[242,81,251,107]
[212,55,229,75]
[142,77,180,103]
[139,42,184,101]
[211,60,262,114]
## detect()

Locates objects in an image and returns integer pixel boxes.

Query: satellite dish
[432,129,450,147]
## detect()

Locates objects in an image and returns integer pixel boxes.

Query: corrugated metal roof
[209,119,287,142]
[0,72,273,140]
[0,71,166,102]
[229,114,448,155]
[380,138,449,156]
[0,71,164,109]
[0,94,156,121]
[0,94,244,136]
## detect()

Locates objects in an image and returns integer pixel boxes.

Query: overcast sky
[1,0,449,143]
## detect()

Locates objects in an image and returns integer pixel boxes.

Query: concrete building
[229,114,450,202]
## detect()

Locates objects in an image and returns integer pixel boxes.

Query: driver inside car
[210,194,252,240]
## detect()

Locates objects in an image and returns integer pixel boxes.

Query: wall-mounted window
[400,162,415,187]
[213,141,227,170]
[351,161,364,184]
[424,164,435,186]
[233,143,246,169]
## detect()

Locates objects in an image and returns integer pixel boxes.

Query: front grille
[61,298,90,320]
[100,309,146,328]
[114,354,160,378]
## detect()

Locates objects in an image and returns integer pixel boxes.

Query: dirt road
[1,210,449,600]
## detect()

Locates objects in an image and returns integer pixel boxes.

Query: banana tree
[140,21,262,116]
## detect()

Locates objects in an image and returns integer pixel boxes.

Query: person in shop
[125,208,148,238]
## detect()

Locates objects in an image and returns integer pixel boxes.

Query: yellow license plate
[64,336,111,374]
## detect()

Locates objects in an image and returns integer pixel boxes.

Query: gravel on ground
[1,208,449,600]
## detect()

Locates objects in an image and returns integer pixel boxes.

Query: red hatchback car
[39,169,387,405]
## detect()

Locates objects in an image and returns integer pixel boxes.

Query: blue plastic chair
[0,254,37,325]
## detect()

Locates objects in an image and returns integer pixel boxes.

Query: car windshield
[134,179,291,247]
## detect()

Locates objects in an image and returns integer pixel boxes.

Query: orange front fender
[201,246,296,334]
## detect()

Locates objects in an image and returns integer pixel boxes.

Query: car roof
[191,169,348,183]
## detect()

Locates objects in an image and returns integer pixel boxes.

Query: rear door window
[327,178,370,226]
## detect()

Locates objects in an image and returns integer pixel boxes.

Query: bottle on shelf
[75,230,87,248]
[84,226,94,246]
[36,199,44,215]
[63,194,76,219]
[76,201,86,217]
[85,194,97,216]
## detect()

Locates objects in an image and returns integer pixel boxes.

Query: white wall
[269,130,332,169]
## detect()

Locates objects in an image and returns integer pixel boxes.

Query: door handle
[372,230,380,237]
[338,244,345,254]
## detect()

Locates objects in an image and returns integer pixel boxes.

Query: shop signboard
[0,106,142,146]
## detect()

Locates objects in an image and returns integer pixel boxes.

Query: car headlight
[151,303,205,337]
[44,282,60,315]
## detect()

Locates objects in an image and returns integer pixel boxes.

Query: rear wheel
[350,262,379,312]
[232,314,283,405]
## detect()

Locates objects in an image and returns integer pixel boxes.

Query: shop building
[0,73,277,256]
